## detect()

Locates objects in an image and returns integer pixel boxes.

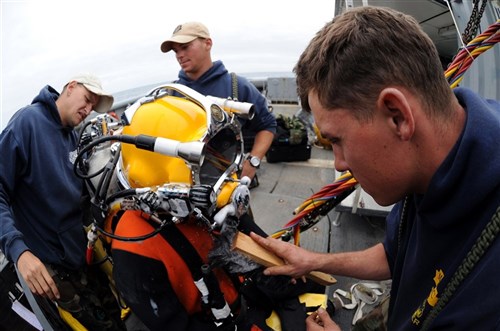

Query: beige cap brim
[82,84,114,113]
[160,35,198,53]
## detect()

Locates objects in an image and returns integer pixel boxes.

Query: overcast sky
[0,0,337,130]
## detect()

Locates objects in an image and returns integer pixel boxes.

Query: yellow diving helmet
[120,95,207,188]
[116,84,251,213]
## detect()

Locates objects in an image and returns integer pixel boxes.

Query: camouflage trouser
[47,264,126,331]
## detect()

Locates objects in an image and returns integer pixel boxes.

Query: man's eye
[329,138,340,145]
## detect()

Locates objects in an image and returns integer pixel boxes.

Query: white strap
[332,280,391,325]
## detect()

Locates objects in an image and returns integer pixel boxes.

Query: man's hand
[17,251,60,300]
[249,231,318,279]
[306,308,341,331]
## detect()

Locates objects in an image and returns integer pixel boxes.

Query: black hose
[96,145,121,202]
[74,135,136,179]
[93,213,168,242]
[105,189,138,205]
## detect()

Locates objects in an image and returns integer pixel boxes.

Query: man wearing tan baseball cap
[69,73,114,114]
[160,21,277,186]
[52,73,114,128]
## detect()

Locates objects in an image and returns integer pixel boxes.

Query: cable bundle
[445,20,500,88]
[272,171,358,244]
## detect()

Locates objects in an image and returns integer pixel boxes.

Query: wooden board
[232,232,336,286]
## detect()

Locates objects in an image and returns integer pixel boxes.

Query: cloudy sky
[1,0,337,129]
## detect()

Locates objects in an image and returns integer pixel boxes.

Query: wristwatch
[247,154,261,168]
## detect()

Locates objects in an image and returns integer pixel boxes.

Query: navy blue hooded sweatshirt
[0,85,86,270]
[176,60,277,136]
[384,88,500,330]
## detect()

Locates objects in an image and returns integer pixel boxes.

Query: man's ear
[205,38,213,51]
[377,87,415,140]
[66,81,78,97]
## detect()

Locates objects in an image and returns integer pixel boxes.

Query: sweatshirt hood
[418,88,500,226]
[31,85,65,128]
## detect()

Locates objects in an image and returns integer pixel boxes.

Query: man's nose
[333,148,349,172]
[84,103,93,114]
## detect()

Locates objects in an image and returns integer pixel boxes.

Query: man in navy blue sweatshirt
[250,6,500,331]
[0,74,125,330]
[160,22,277,184]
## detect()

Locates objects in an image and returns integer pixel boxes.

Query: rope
[445,20,500,88]
[420,206,500,330]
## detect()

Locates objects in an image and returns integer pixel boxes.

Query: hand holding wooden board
[232,232,337,286]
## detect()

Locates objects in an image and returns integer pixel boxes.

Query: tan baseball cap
[70,73,114,113]
[160,22,210,53]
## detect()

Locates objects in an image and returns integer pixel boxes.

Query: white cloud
[1,0,336,129]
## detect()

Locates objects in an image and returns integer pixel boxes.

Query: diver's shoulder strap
[158,222,236,327]
[158,222,205,280]
[230,72,238,101]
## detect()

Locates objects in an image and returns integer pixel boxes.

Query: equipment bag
[266,115,311,163]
